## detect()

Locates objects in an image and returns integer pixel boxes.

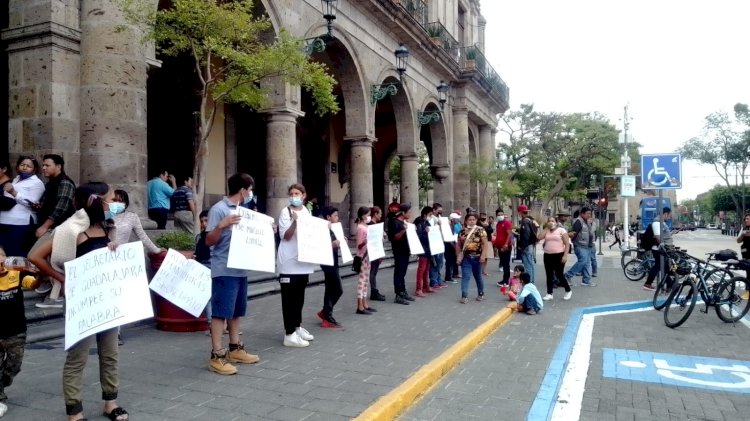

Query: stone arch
[257,0,282,34]
[419,99,451,206]
[373,71,417,155]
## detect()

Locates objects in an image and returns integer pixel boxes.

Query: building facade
[2,0,508,229]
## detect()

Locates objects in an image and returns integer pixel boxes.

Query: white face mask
[549,222,557,229]
[497,216,505,222]
[365,215,372,223]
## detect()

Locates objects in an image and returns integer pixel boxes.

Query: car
[707,223,718,229]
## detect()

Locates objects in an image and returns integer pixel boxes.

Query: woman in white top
[111,190,162,255]
[0,156,45,257]
[277,183,317,348]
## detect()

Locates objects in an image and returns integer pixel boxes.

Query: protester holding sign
[414,207,434,297]
[387,204,414,305]
[368,207,386,301]
[355,206,376,315]
[205,173,260,376]
[317,206,343,328]
[28,182,130,421]
[277,183,317,348]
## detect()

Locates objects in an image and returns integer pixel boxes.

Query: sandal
[103,407,128,421]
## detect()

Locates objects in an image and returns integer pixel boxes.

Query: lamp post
[417,80,450,125]
[371,43,410,104]
[320,0,337,39]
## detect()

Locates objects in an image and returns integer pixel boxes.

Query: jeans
[565,246,592,284]
[590,245,598,274]
[321,266,342,318]
[521,293,541,312]
[429,253,444,287]
[498,249,512,284]
[521,245,536,283]
[369,258,382,293]
[460,255,484,298]
[393,254,410,294]
[64,328,118,415]
[444,244,458,279]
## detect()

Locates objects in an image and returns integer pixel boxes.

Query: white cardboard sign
[406,223,425,255]
[367,223,386,261]
[427,226,445,255]
[296,214,334,266]
[149,249,211,318]
[330,222,353,264]
[438,217,457,242]
[64,242,153,350]
[227,207,276,273]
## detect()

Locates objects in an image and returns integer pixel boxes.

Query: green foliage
[155,231,196,251]
[388,143,433,205]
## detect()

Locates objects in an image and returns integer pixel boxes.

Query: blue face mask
[107,202,126,216]
[18,173,33,180]
[243,190,254,205]
[289,197,303,207]
[105,210,114,220]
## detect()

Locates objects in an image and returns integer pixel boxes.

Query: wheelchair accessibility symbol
[603,348,750,393]
[641,153,682,189]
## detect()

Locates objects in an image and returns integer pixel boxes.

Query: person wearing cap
[516,204,539,283]
[493,208,513,286]
[444,212,462,282]
[387,204,415,304]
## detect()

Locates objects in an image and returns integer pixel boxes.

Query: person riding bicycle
[643,207,676,291]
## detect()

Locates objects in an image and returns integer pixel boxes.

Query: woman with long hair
[355,206,375,314]
[29,182,129,421]
[368,206,386,301]
[539,216,572,301]
[456,212,487,303]
[0,156,45,257]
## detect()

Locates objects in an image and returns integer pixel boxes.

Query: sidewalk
[10,259,510,420]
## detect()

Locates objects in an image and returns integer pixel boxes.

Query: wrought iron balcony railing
[395,0,428,27]
[424,21,459,63]
[458,44,509,105]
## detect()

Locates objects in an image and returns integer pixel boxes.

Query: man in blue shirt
[146,170,176,229]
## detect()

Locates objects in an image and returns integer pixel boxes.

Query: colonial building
[2,0,508,228]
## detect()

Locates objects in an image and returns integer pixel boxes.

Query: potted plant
[464,47,477,70]
[427,24,444,47]
[150,231,206,332]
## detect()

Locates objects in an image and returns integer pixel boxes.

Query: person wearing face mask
[538,216,572,301]
[428,203,446,289]
[493,208,513,287]
[414,206,434,297]
[0,156,45,257]
[368,206,387,301]
[277,183,317,347]
[111,190,162,257]
[387,204,415,305]
[456,212,488,303]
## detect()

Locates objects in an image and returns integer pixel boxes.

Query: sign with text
[427,226,445,255]
[330,222,353,264]
[621,175,636,197]
[438,217,457,242]
[64,242,152,350]
[227,207,276,273]
[149,249,211,318]
[297,214,334,266]
[406,223,425,255]
[367,223,386,261]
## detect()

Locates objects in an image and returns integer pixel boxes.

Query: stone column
[346,135,376,232]
[78,0,152,214]
[452,107,470,208]
[431,164,452,210]
[478,124,494,213]
[400,154,419,211]
[4,0,82,180]
[265,108,302,220]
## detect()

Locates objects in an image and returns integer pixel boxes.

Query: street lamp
[371,43,410,104]
[303,0,338,54]
[418,80,450,125]
[320,0,337,39]
[437,80,449,110]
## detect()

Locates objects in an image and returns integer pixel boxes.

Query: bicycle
[623,251,654,281]
[651,245,689,311]
[621,246,646,270]
[663,256,750,328]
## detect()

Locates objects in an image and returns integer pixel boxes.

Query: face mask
[243,190,254,205]
[466,224,475,229]
[107,202,126,216]
[497,216,505,222]
[549,222,557,229]
[289,197,303,207]
[105,210,114,220]
[365,216,372,223]
[19,173,33,180]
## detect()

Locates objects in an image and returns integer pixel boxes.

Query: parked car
[707,223,718,229]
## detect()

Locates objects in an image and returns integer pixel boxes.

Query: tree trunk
[542,175,568,218]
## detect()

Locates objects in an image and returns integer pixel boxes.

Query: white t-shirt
[277,206,316,275]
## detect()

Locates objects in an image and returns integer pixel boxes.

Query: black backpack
[640,224,656,250]
[521,218,539,246]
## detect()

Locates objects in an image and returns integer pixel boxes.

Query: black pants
[279,274,309,335]
[544,252,570,294]
[148,208,169,229]
[369,258,382,293]
[645,249,666,286]
[321,267,342,318]
[393,254,409,294]
[444,244,458,279]
[609,237,621,249]
[498,249,512,284]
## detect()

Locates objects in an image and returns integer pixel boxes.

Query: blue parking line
[526,300,652,421]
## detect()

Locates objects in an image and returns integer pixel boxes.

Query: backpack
[640,224,655,250]
[522,218,539,246]
[274,207,293,249]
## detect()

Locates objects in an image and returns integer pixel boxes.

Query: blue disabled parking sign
[641,153,682,189]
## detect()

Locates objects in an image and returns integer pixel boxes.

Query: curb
[353,306,515,421]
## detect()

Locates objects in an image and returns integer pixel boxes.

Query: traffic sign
[621,175,636,197]
[641,153,682,189]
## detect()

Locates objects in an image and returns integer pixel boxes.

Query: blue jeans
[430,253,444,287]
[521,245,535,283]
[565,246,592,284]
[590,245,598,274]
[521,293,541,312]
[460,255,484,298]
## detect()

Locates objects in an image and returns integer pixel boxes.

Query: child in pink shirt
[502,265,525,301]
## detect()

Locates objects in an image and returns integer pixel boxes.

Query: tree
[466,159,502,213]
[120,0,338,222]
[681,104,750,217]
[387,142,432,206]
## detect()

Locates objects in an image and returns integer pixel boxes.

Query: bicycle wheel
[705,267,734,292]
[652,272,674,311]
[664,278,697,328]
[621,248,638,270]
[715,276,750,323]
[623,260,647,281]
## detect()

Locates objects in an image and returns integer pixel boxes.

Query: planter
[464,59,476,70]
[430,37,442,47]
[150,250,208,332]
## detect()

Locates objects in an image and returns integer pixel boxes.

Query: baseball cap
[517,204,529,213]
[449,213,460,220]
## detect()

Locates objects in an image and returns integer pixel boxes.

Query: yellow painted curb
[353,307,515,421]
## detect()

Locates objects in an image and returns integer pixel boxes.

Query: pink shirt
[543,227,566,254]
[356,223,368,257]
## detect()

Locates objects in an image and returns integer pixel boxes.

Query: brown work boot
[227,343,260,364]
[209,348,238,375]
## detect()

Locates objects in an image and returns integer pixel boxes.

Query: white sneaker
[0,401,7,417]
[542,294,554,301]
[283,332,309,348]
[296,326,314,341]
[563,291,573,301]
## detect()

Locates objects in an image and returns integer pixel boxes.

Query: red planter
[150,250,208,332]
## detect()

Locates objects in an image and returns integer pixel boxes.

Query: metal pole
[658,189,664,284]
[622,105,631,249]
[598,178,604,255]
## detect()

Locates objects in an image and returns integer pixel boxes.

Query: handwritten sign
[149,249,211,317]
[63,242,152,350]
[296,214,334,266]
[406,223,424,255]
[427,227,445,255]
[438,217,457,242]
[227,207,276,273]
[367,223,386,261]
[330,222,353,264]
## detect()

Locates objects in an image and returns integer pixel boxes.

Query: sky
[481,0,750,201]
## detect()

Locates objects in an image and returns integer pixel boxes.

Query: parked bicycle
[623,250,655,281]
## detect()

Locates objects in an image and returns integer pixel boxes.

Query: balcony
[424,21,460,63]
[459,45,509,107]
[394,0,428,27]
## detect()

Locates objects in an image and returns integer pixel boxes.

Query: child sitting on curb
[511,272,543,315]
[501,265,524,301]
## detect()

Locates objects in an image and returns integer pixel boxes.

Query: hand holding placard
[149,249,211,317]
[227,207,276,273]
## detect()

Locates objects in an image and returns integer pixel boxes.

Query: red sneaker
[321,319,342,328]
[316,310,326,321]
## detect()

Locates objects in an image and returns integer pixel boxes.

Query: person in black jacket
[414,207,434,297]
